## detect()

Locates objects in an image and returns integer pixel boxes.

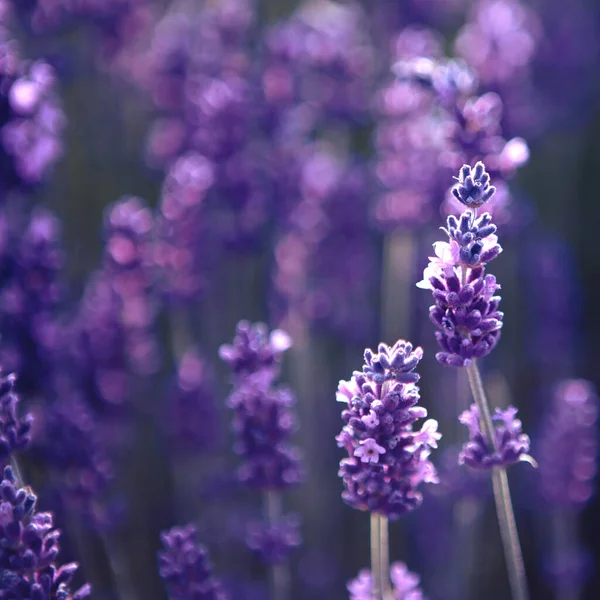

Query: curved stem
[466,361,529,600]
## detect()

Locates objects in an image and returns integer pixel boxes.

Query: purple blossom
[347,562,426,600]
[226,372,303,490]
[417,163,504,367]
[451,162,497,208]
[458,404,535,469]
[538,379,597,507]
[245,513,301,564]
[167,349,219,454]
[219,320,291,382]
[31,395,115,528]
[337,340,440,519]
[0,49,65,197]
[272,149,377,341]
[0,372,31,464]
[0,465,91,600]
[158,524,227,600]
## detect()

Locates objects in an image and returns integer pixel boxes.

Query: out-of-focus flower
[219,320,291,382]
[458,404,535,469]
[0,372,31,465]
[158,524,227,600]
[167,349,219,454]
[0,465,91,600]
[337,340,440,519]
[245,513,301,564]
[538,379,597,507]
[272,148,377,341]
[347,561,426,600]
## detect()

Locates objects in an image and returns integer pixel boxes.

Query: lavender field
[0,1,599,599]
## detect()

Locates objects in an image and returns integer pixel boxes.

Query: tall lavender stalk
[336,340,441,599]
[220,321,301,600]
[417,162,534,600]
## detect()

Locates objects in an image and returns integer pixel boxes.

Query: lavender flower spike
[0,465,91,600]
[417,162,504,367]
[0,372,32,465]
[158,524,227,600]
[218,320,292,380]
[348,561,426,599]
[337,340,440,519]
[459,404,536,469]
[452,161,497,208]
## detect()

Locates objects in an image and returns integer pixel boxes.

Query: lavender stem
[10,456,25,487]
[379,515,393,600]
[466,361,529,600]
[265,490,289,600]
[370,512,383,600]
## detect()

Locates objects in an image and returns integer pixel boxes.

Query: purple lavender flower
[451,162,497,208]
[458,404,535,469]
[0,51,65,198]
[167,349,219,454]
[337,340,440,519]
[0,372,31,464]
[158,524,227,600]
[0,465,91,600]
[245,513,301,564]
[272,149,377,341]
[226,372,303,490]
[219,320,291,382]
[538,380,598,507]
[32,395,115,528]
[417,162,504,367]
[347,561,426,600]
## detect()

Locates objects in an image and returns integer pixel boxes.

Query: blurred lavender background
[1,0,600,598]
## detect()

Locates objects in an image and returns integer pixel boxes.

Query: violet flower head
[0,465,91,600]
[362,340,423,385]
[219,320,292,381]
[417,163,504,367]
[337,340,441,519]
[538,379,598,507]
[458,404,535,470]
[0,372,31,464]
[245,513,301,564]
[168,349,219,454]
[348,562,425,600]
[158,524,227,600]
[226,372,303,490]
[451,161,497,208]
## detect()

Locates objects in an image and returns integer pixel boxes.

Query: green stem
[370,513,382,600]
[265,490,289,600]
[466,361,529,600]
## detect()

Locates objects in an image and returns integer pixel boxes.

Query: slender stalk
[265,490,289,600]
[370,513,382,600]
[10,455,25,487]
[466,361,529,600]
[379,515,393,600]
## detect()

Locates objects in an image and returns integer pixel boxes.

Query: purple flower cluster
[158,524,227,600]
[538,380,598,507]
[458,404,535,470]
[348,561,426,600]
[263,0,375,123]
[219,320,291,381]
[245,513,301,564]
[0,44,65,198]
[0,465,91,600]
[167,349,218,455]
[32,395,115,527]
[417,162,504,367]
[0,372,31,465]
[337,340,441,519]
[0,207,65,389]
[221,321,302,563]
[272,149,376,340]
